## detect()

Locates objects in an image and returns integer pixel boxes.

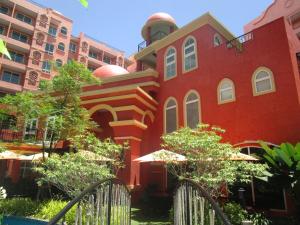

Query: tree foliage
[34,153,112,198]
[162,124,267,197]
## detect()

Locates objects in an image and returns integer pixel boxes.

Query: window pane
[256,71,269,80]
[187,101,199,129]
[166,107,177,133]
[2,71,11,83]
[185,54,196,71]
[221,89,233,101]
[185,45,194,55]
[256,79,271,92]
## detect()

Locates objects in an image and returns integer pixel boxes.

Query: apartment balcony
[88,56,106,67]
[0,57,27,73]
[0,128,44,144]
[0,34,31,52]
[0,13,34,33]
[0,80,23,93]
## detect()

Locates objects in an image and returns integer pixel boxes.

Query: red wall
[142,17,300,161]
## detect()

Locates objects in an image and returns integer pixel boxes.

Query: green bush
[0,198,39,216]
[249,213,270,225]
[34,200,76,224]
[223,202,247,225]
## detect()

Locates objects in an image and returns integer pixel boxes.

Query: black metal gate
[48,178,131,225]
[174,180,232,225]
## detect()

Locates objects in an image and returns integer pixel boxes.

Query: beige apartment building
[0,0,128,95]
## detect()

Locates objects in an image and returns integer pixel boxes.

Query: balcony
[0,13,34,33]
[0,57,27,72]
[138,31,168,52]
[0,34,31,52]
[226,32,253,52]
[0,128,44,143]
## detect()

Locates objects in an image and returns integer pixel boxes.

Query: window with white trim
[69,42,77,53]
[253,68,275,95]
[48,25,57,37]
[218,79,235,103]
[42,61,51,73]
[185,91,200,128]
[24,118,38,140]
[183,37,197,72]
[45,43,54,55]
[44,116,56,142]
[214,33,222,47]
[165,98,177,133]
[56,59,63,67]
[58,42,65,51]
[165,47,176,79]
[60,27,67,35]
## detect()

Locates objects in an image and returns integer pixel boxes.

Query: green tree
[260,142,300,220]
[162,124,267,197]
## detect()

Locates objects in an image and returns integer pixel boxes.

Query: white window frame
[164,97,178,134]
[252,67,276,96]
[183,36,198,73]
[45,43,54,55]
[60,27,67,36]
[24,118,38,136]
[218,78,236,104]
[214,33,223,47]
[58,42,65,52]
[42,61,51,73]
[69,43,77,53]
[48,26,57,37]
[184,90,201,128]
[164,47,177,80]
[44,116,56,143]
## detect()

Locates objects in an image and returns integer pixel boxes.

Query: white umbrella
[0,151,21,160]
[133,149,187,163]
[19,153,49,161]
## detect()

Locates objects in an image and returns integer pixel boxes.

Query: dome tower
[141,12,178,46]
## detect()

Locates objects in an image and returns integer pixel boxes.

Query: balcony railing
[226,32,253,51]
[138,31,168,52]
[0,128,45,143]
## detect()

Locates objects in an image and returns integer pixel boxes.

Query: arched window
[60,27,67,35]
[183,36,197,72]
[58,42,65,52]
[184,91,200,128]
[252,67,275,96]
[164,98,178,133]
[164,47,176,80]
[218,78,235,104]
[56,59,63,67]
[213,33,222,47]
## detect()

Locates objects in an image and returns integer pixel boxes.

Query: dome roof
[142,12,177,40]
[146,12,176,25]
[93,65,129,79]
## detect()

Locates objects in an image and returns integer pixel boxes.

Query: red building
[81,3,300,212]
[1,0,300,214]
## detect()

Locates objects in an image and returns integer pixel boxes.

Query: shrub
[34,200,76,224]
[223,202,247,225]
[0,198,39,216]
[249,213,270,225]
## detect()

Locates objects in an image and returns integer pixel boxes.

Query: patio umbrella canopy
[18,153,49,161]
[134,149,187,163]
[0,151,21,160]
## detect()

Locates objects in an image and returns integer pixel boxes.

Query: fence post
[107,180,113,225]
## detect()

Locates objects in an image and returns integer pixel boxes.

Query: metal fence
[174,180,232,225]
[47,178,131,225]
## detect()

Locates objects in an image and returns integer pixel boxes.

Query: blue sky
[32,0,273,56]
